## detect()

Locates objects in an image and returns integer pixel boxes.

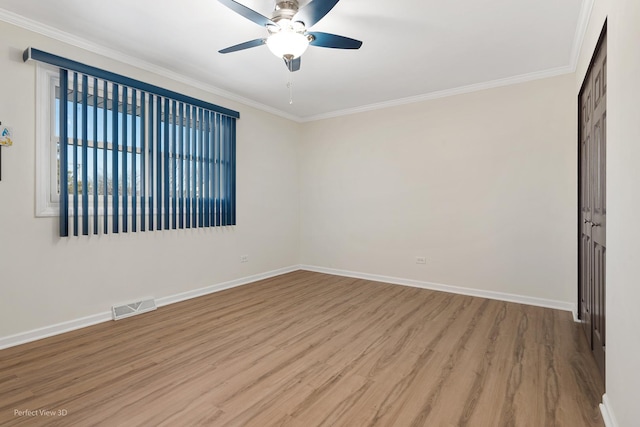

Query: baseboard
[155,265,300,307]
[300,265,576,313]
[572,310,581,323]
[600,394,619,427]
[0,265,300,351]
[0,312,112,351]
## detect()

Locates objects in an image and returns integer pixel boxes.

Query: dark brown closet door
[590,35,606,379]
[579,30,606,382]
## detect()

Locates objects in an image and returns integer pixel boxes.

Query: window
[31,49,239,236]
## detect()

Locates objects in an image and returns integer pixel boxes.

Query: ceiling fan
[218,0,363,72]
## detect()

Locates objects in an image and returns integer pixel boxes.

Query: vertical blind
[25,48,239,237]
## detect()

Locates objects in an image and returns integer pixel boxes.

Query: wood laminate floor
[0,271,604,426]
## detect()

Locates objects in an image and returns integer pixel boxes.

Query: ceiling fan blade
[284,57,301,72]
[218,0,275,27]
[308,32,362,49]
[293,0,340,27]
[218,38,266,54]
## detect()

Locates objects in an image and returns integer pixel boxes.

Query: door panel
[580,232,592,346]
[593,243,605,372]
[579,76,593,347]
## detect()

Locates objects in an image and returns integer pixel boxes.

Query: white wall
[300,74,577,305]
[0,21,301,339]
[606,0,640,421]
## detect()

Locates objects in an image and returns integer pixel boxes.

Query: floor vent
[112,298,156,320]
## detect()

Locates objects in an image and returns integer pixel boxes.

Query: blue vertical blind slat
[172,100,177,230]
[148,94,154,231]
[191,106,197,228]
[112,84,120,233]
[57,68,236,237]
[215,113,221,227]
[72,73,79,236]
[225,116,230,226]
[231,117,237,225]
[163,98,170,230]
[122,86,129,233]
[198,108,204,228]
[132,89,137,232]
[185,105,191,228]
[140,92,146,232]
[204,111,210,228]
[156,96,162,230]
[210,113,216,227]
[92,78,99,235]
[224,116,229,224]
[81,75,89,236]
[102,80,108,234]
[179,102,184,229]
[220,115,228,226]
[59,70,69,237]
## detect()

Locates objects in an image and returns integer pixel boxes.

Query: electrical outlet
[240,255,249,263]
[415,256,426,265]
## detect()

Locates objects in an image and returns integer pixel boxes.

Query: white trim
[569,0,596,71]
[35,63,59,217]
[572,309,581,323]
[0,8,299,123]
[0,265,299,350]
[156,265,299,307]
[300,66,573,122]
[300,265,576,313]
[600,394,619,427]
[0,312,112,351]
[300,0,596,122]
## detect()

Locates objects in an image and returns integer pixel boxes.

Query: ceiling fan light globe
[266,31,309,59]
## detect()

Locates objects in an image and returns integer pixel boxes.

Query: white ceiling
[0,0,590,121]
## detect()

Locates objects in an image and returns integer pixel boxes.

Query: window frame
[35,63,60,217]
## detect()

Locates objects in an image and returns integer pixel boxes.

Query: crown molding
[569,0,595,71]
[0,7,300,122]
[299,0,593,122]
[1,0,594,124]
[300,65,573,122]
[300,0,594,122]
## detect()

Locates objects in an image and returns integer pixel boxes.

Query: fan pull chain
[287,70,294,105]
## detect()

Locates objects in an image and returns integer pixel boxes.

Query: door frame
[577,20,607,323]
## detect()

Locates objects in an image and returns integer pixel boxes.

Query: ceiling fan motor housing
[273,1,299,23]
